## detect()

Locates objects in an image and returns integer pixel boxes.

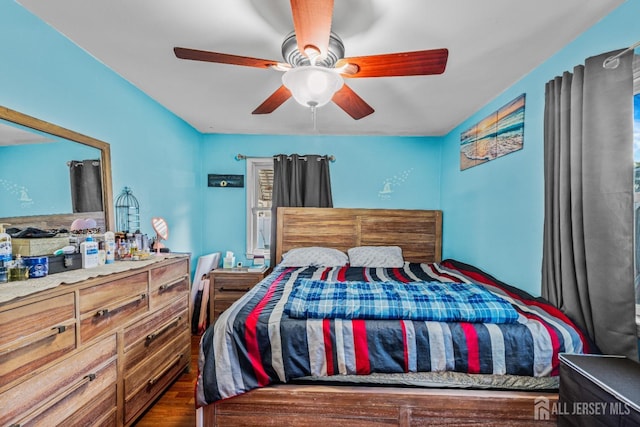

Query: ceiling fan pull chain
[311,104,317,131]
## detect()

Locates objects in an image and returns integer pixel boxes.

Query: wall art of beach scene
[460,94,525,170]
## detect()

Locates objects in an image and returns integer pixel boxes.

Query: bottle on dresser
[80,235,99,268]
[104,231,116,264]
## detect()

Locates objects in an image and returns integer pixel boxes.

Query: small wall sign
[208,174,244,188]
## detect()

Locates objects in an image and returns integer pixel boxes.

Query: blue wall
[440,0,640,295]
[200,134,441,265]
[0,1,202,258]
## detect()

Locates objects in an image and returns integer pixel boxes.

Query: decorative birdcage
[115,187,140,233]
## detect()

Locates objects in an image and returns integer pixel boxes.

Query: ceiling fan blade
[290,0,333,59]
[337,48,449,78]
[332,84,374,120]
[252,85,292,115]
[174,47,283,69]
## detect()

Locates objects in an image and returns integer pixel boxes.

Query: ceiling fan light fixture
[282,66,343,109]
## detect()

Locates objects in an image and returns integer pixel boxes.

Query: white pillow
[280,247,348,267]
[347,246,404,268]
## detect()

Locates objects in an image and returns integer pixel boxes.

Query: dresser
[0,255,191,427]
[209,267,269,323]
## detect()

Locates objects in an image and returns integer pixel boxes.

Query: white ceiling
[0,122,52,146]
[17,0,624,136]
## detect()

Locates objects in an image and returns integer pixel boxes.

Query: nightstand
[558,353,640,426]
[209,267,270,323]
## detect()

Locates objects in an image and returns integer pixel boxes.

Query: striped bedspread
[196,259,592,405]
[284,279,520,323]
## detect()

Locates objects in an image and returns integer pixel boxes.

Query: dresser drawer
[59,387,117,427]
[123,295,189,371]
[213,273,263,291]
[150,258,189,287]
[210,269,268,323]
[79,272,148,343]
[150,275,189,311]
[213,292,246,319]
[0,293,76,390]
[124,330,191,424]
[0,334,117,427]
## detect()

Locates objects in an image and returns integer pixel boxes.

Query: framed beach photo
[460,94,525,170]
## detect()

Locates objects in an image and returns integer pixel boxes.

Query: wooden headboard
[275,207,442,264]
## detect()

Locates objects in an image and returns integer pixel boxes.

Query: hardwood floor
[133,334,200,427]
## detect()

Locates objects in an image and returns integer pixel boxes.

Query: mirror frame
[0,105,114,230]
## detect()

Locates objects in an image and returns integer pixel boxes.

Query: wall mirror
[0,105,114,231]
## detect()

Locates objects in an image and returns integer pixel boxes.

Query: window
[635,90,640,304]
[246,158,273,260]
[633,55,639,330]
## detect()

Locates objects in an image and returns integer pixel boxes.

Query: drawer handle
[12,372,96,426]
[146,316,183,345]
[158,278,185,292]
[0,321,73,357]
[148,353,184,387]
[219,287,251,292]
[94,293,147,318]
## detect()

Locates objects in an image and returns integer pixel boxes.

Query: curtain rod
[67,160,100,166]
[235,153,336,162]
[603,40,640,69]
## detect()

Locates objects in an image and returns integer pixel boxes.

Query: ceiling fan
[174,0,448,120]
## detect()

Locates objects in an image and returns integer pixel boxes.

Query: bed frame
[274,207,442,264]
[200,207,557,426]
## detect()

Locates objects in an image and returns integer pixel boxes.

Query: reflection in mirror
[0,122,103,217]
[0,106,113,231]
[69,160,103,213]
[151,217,169,254]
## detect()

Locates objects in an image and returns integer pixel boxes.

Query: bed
[196,207,592,426]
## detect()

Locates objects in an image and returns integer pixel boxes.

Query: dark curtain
[269,154,333,262]
[69,159,103,213]
[542,50,637,359]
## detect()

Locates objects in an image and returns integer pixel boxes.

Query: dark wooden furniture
[558,353,640,426]
[0,256,190,427]
[198,207,559,426]
[209,267,270,323]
